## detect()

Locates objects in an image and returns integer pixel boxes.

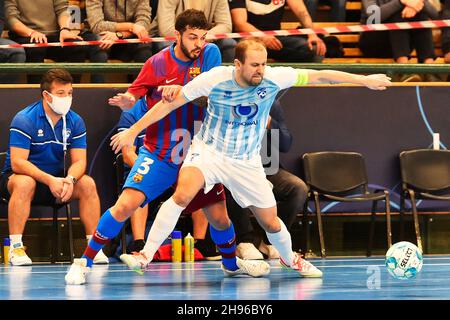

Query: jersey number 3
[137,157,154,175]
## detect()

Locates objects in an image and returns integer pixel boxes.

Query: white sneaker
[93,249,109,264]
[9,245,32,266]
[236,243,264,260]
[280,253,323,278]
[222,257,270,277]
[65,258,90,285]
[120,251,151,275]
[258,242,280,259]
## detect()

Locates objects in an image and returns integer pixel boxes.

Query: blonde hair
[234,38,267,63]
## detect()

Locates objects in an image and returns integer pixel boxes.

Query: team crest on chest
[257,88,267,98]
[189,67,201,78]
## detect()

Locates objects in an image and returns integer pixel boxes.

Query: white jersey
[182,65,309,160]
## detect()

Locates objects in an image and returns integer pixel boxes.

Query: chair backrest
[113,153,125,195]
[302,151,369,194]
[0,152,6,170]
[399,149,450,192]
[0,152,6,203]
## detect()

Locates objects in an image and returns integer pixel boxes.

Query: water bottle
[171,231,182,263]
[184,233,194,262]
[3,238,10,265]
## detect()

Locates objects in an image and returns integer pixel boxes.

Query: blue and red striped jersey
[127,43,221,163]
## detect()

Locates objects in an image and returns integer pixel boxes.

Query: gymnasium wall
[0,85,449,218]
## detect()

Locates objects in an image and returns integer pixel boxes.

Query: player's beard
[245,73,263,86]
[180,39,201,60]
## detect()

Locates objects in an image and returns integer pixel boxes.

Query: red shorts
[182,184,225,215]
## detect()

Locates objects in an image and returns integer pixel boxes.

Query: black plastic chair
[0,151,74,263]
[302,151,392,258]
[399,149,450,253]
[113,153,129,254]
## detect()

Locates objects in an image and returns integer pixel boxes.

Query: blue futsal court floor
[1,256,450,300]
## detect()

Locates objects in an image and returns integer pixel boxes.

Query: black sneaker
[195,239,221,261]
[127,239,146,254]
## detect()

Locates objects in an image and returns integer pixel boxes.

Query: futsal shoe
[258,241,280,259]
[222,257,270,277]
[120,252,151,275]
[93,249,109,264]
[236,243,264,260]
[9,246,32,266]
[65,258,90,285]
[280,253,323,278]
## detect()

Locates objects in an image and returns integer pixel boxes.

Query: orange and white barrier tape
[1,19,449,49]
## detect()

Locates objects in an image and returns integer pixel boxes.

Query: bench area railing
[0,63,449,76]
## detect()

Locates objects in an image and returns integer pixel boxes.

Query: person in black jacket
[442,0,450,74]
[227,100,309,260]
[0,0,26,83]
[359,0,439,81]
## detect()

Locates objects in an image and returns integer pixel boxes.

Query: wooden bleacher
[5,0,444,65]
[281,0,445,64]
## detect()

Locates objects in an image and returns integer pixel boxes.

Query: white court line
[2,262,450,275]
[307,256,450,262]
[0,257,450,275]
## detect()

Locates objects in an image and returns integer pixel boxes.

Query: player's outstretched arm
[110,89,189,154]
[306,70,392,90]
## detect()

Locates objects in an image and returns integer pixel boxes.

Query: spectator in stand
[359,0,439,82]
[156,0,236,62]
[304,0,347,22]
[0,0,26,83]
[85,0,157,64]
[5,0,88,83]
[66,1,110,83]
[229,0,326,62]
[442,0,450,80]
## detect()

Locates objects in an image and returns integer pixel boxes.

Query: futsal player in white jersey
[112,38,391,277]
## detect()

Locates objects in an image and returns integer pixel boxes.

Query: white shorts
[182,138,276,209]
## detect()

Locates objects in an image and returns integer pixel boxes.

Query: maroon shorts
[182,184,225,215]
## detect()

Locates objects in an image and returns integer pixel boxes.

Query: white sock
[142,197,185,260]
[86,235,92,243]
[266,218,295,266]
[9,234,23,247]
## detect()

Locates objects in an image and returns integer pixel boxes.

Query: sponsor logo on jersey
[232,103,258,119]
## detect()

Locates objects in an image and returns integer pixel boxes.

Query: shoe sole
[280,261,323,278]
[205,256,222,261]
[10,261,32,266]
[65,277,86,285]
[120,255,145,275]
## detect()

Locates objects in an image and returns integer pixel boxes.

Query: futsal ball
[385,241,423,280]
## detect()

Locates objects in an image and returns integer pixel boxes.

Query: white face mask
[45,91,72,115]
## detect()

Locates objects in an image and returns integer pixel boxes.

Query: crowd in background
[0,0,448,83]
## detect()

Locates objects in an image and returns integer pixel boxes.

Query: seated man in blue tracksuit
[0,68,108,266]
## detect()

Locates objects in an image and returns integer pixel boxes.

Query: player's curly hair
[175,9,211,34]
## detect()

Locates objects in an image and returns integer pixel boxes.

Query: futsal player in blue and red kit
[65,9,269,285]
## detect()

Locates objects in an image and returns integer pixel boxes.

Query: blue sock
[82,209,124,267]
[209,223,238,271]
